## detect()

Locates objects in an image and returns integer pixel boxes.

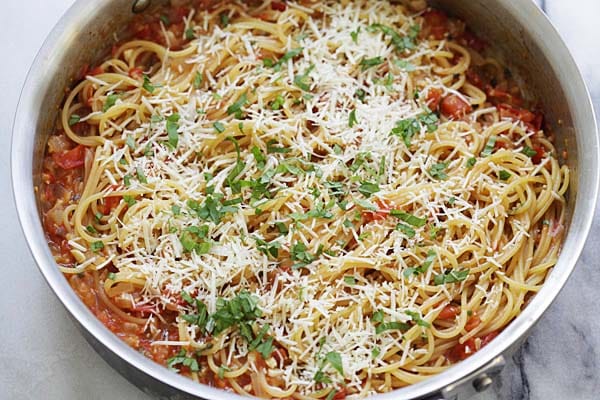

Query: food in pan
[39,0,569,397]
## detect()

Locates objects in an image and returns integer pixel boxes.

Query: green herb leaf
[349,109,358,128]
[136,167,148,184]
[142,74,155,93]
[360,56,384,71]
[396,223,416,238]
[481,136,497,157]
[371,347,381,358]
[266,139,290,154]
[325,351,344,376]
[393,59,416,71]
[466,157,477,168]
[213,121,226,133]
[90,241,104,252]
[343,276,356,285]
[358,181,380,197]
[160,15,170,26]
[428,162,448,180]
[294,64,314,91]
[522,145,538,158]
[167,350,200,372]
[86,225,97,234]
[405,310,431,328]
[369,23,420,52]
[256,336,274,359]
[103,94,118,112]
[498,170,511,181]
[226,93,248,118]
[251,146,266,169]
[220,12,229,27]
[290,242,316,267]
[193,71,203,89]
[123,195,136,207]
[375,321,410,334]
[354,197,376,211]
[350,27,360,43]
[434,269,469,285]
[273,48,303,70]
[126,135,136,151]
[167,113,180,148]
[185,27,195,40]
[389,210,426,227]
[355,88,366,102]
[68,114,81,126]
[271,94,285,110]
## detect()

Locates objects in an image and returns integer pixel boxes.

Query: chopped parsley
[179,225,211,254]
[466,157,477,168]
[254,237,281,258]
[271,94,285,110]
[498,170,512,181]
[434,269,470,285]
[219,12,229,27]
[375,321,410,334]
[481,136,497,157]
[358,181,380,197]
[272,48,303,71]
[103,94,118,112]
[343,276,356,285]
[389,210,426,227]
[360,56,384,71]
[350,27,360,43]
[369,23,420,52]
[396,223,416,238]
[349,109,358,128]
[85,225,97,234]
[405,310,431,328]
[394,59,416,71]
[403,250,436,277]
[428,162,448,180]
[226,93,248,118]
[136,167,148,184]
[166,113,180,148]
[167,350,199,372]
[142,74,155,93]
[68,114,80,126]
[294,64,315,91]
[193,71,203,89]
[522,145,538,157]
[213,121,226,133]
[290,242,316,267]
[355,88,366,102]
[126,134,136,151]
[185,27,195,40]
[90,241,104,252]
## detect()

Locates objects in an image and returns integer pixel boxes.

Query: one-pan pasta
[39,0,569,398]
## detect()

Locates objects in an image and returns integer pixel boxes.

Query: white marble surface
[1,1,599,399]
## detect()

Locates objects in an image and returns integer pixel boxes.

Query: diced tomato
[447,330,499,363]
[531,145,546,164]
[363,199,391,222]
[88,66,104,76]
[441,94,472,119]
[100,195,121,215]
[129,67,144,79]
[423,10,449,40]
[426,88,443,111]
[271,1,287,11]
[465,313,481,331]
[486,86,523,107]
[498,103,535,123]
[438,304,460,319]
[461,30,486,52]
[480,330,499,347]
[494,140,509,150]
[466,69,484,89]
[52,144,86,170]
[169,6,189,24]
[332,387,348,400]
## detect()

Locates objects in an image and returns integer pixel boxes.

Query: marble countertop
[1,1,598,399]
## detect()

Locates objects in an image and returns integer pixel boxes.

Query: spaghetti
[39,0,569,398]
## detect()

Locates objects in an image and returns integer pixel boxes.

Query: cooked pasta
[38,0,569,398]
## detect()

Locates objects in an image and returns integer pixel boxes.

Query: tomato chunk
[362,199,391,222]
[447,330,499,362]
[426,88,443,111]
[52,145,86,170]
[441,94,472,119]
[465,313,481,331]
[271,1,287,11]
[438,304,460,319]
[423,10,449,40]
[129,67,144,79]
